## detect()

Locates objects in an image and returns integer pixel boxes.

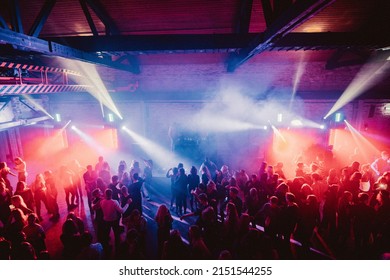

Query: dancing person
[155,204,173,258]
[13,157,27,183]
[44,170,59,222]
[371,151,390,178]
[187,166,200,212]
[68,159,85,205]
[129,160,141,183]
[108,175,121,202]
[120,186,133,230]
[142,159,153,201]
[200,165,211,186]
[200,157,218,180]
[31,174,49,221]
[0,162,16,194]
[100,188,131,257]
[59,166,77,211]
[99,162,111,186]
[128,173,143,215]
[117,160,127,182]
[14,181,34,211]
[83,165,97,216]
[166,167,179,210]
[95,156,109,174]
[10,195,33,215]
[175,167,188,216]
[23,213,46,255]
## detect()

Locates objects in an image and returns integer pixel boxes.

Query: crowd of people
[0,150,390,260]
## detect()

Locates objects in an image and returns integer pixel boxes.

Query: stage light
[122,126,182,168]
[277,113,283,123]
[320,125,325,130]
[55,113,61,122]
[71,125,76,130]
[383,104,390,115]
[263,125,268,130]
[271,125,286,143]
[343,120,381,161]
[71,125,113,154]
[289,52,306,111]
[108,113,114,123]
[291,119,303,127]
[59,60,123,120]
[21,94,54,120]
[323,53,389,119]
[335,112,342,122]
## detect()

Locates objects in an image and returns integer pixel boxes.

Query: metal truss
[227,0,336,72]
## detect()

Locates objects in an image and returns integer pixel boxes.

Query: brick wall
[46,96,389,174]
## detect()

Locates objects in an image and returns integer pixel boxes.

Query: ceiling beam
[235,0,253,34]
[84,0,119,35]
[43,32,389,53]
[0,28,140,73]
[0,116,51,131]
[260,0,274,27]
[79,0,98,36]
[45,33,255,52]
[9,0,24,33]
[274,32,390,49]
[28,0,57,37]
[0,15,10,30]
[227,0,336,72]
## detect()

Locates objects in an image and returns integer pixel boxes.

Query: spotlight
[263,125,268,130]
[108,113,114,123]
[122,125,127,130]
[71,125,76,130]
[320,125,325,130]
[383,104,390,115]
[335,112,343,122]
[277,113,283,123]
[291,119,303,127]
[55,113,61,122]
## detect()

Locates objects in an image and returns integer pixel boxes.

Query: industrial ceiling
[0,0,389,99]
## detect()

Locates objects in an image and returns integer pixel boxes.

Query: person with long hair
[23,213,47,255]
[166,167,179,211]
[294,194,320,249]
[155,204,173,258]
[0,162,16,194]
[68,159,86,205]
[161,229,189,260]
[175,168,188,216]
[31,174,49,221]
[13,157,27,183]
[14,181,34,212]
[200,165,211,186]
[187,166,200,212]
[221,202,239,251]
[59,166,77,211]
[43,170,60,222]
[0,181,12,228]
[5,208,27,246]
[10,195,33,215]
